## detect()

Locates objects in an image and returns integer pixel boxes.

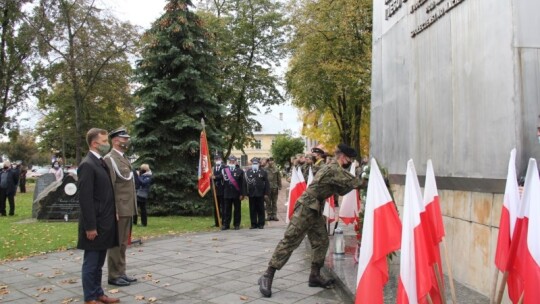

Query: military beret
[311,147,325,155]
[336,143,357,158]
[109,127,130,139]
[228,155,237,161]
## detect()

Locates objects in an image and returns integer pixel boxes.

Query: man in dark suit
[104,127,138,287]
[221,155,246,230]
[212,155,224,227]
[0,160,19,216]
[77,128,119,304]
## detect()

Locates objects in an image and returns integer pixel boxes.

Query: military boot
[308,265,335,288]
[258,267,276,297]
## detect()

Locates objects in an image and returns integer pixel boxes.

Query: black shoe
[120,275,137,283]
[8,213,14,216]
[221,226,229,231]
[234,226,240,230]
[108,277,130,286]
[308,274,335,288]
[250,226,257,229]
[272,217,279,221]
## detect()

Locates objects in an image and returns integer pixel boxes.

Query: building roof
[253,113,290,135]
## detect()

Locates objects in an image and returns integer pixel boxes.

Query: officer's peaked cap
[228,155,237,161]
[336,143,357,158]
[311,147,325,155]
[109,127,130,139]
[251,158,260,164]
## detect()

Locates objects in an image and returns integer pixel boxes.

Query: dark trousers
[82,249,107,301]
[249,196,265,228]
[223,197,241,228]
[19,181,26,193]
[0,188,14,215]
[133,197,147,226]
[214,195,223,227]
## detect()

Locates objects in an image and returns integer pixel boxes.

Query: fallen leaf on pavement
[109,289,119,294]
[240,295,248,301]
[148,297,157,302]
[135,295,145,300]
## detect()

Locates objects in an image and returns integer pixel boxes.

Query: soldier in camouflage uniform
[311,147,326,175]
[258,144,361,298]
[262,157,281,221]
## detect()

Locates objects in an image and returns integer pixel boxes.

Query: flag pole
[490,269,500,304]
[442,238,458,304]
[495,271,509,304]
[426,294,434,304]
[433,262,447,304]
[201,118,221,227]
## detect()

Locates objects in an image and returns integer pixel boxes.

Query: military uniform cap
[109,127,130,139]
[251,157,260,164]
[228,155,237,161]
[336,143,357,158]
[311,147,325,155]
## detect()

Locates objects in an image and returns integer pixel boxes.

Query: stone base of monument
[315,223,490,303]
[33,174,80,221]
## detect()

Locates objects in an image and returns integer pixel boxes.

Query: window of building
[255,125,262,132]
[251,140,262,150]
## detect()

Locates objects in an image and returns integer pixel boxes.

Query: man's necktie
[100,158,109,172]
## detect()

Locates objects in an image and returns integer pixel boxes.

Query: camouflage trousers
[269,203,328,270]
[265,188,279,218]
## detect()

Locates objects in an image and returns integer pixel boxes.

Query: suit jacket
[77,152,118,250]
[104,149,137,217]
[213,164,224,196]
[221,166,246,199]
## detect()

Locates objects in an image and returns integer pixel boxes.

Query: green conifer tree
[132,0,223,215]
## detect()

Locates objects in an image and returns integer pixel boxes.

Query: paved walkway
[0,182,348,304]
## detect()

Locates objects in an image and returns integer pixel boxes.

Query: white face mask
[228,163,235,169]
[252,164,259,171]
[216,161,222,165]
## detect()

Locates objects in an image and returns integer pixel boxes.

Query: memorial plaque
[34,174,79,220]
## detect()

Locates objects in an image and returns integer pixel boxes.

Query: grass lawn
[0,184,251,262]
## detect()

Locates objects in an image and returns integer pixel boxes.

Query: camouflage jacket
[311,158,326,176]
[265,165,282,190]
[298,163,362,212]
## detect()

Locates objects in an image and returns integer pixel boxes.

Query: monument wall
[371,0,540,299]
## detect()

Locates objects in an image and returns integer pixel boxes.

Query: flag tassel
[442,238,458,304]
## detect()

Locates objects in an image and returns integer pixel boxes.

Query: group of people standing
[77,127,152,304]
[211,155,282,231]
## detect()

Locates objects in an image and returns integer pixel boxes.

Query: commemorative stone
[32,173,56,205]
[33,174,79,220]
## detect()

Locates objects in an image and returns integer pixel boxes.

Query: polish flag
[340,162,360,225]
[422,160,445,303]
[512,158,540,304]
[323,195,336,223]
[397,160,432,304]
[197,129,211,197]
[286,167,307,223]
[494,149,520,271]
[355,158,402,304]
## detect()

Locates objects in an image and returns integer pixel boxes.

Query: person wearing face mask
[245,158,269,229]
[0,160,18,216]
[49,160,64,181]
[211,155,225,228]
[103,127,138,287]
[262,157,281,221]
[220,155,246,230]
[133,164,152,227]
[77,128,119,304]
[258,144,363,298]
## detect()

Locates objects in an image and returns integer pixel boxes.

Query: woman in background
[49,160,63,181]
[133,164,152,227]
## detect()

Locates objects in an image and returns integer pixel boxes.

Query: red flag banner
[286,167,307,223]
[198,130,211,197]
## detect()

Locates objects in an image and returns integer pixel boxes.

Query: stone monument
[33,174,79,220]
[32,173,57,206]
[371,0,540,298]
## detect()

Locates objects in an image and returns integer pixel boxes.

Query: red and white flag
[286,167,307,223]
[323,195,336,223]
[307,166,314,186]
[197,129,211,197]
[422,159,445,303]
[397,160,432,304]
[355,158,402,304]
[494,149,520,272]
[512,158,540,303]
[339,161,360,225]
